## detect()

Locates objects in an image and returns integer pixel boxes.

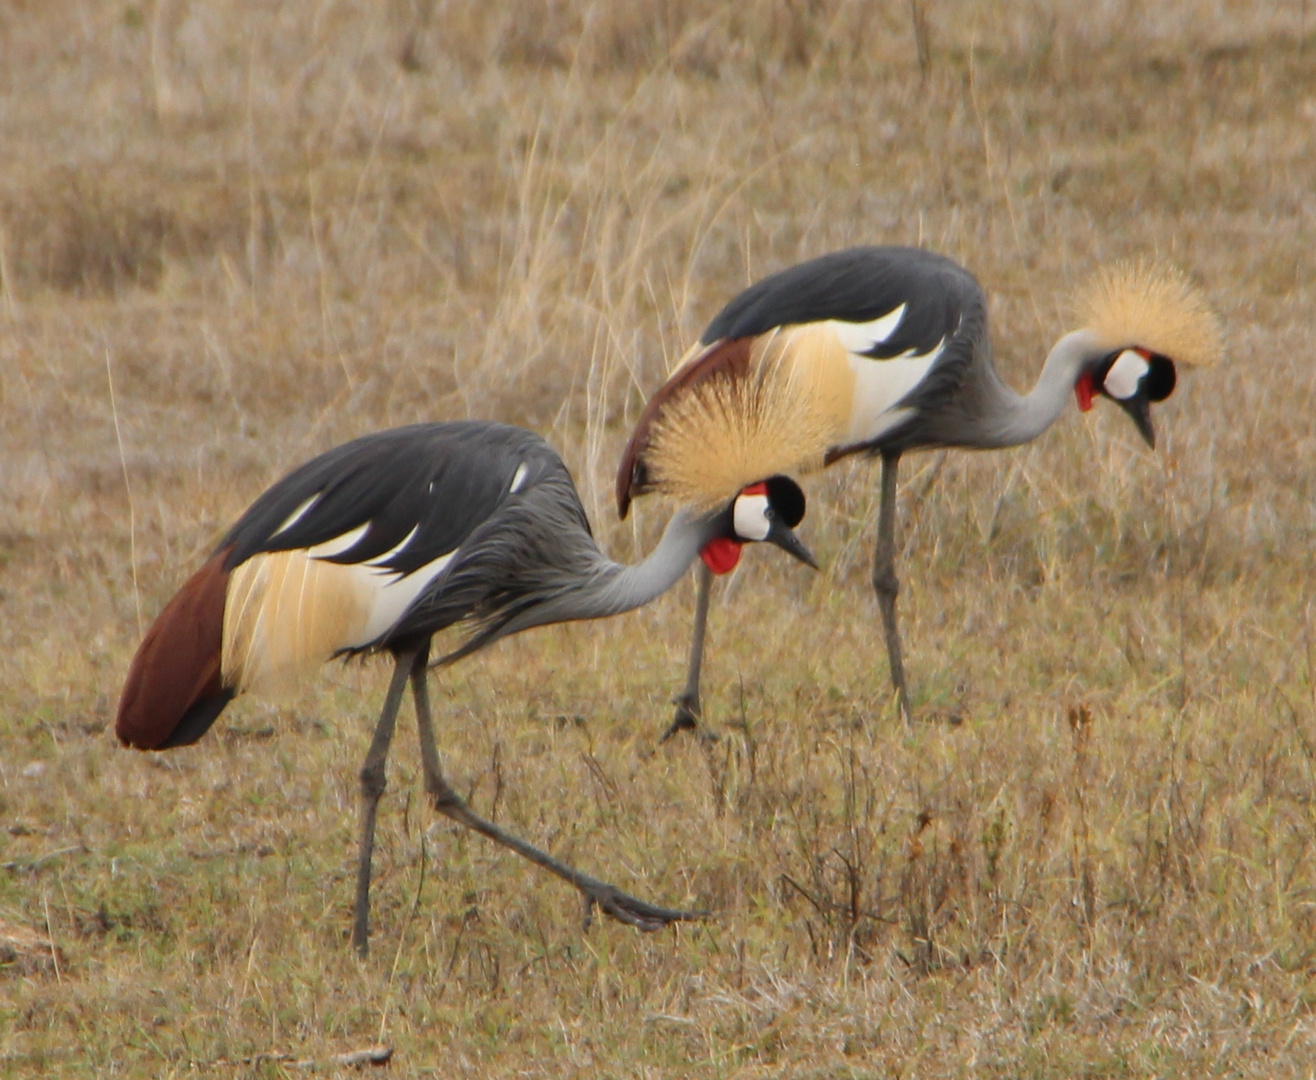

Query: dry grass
[2,1,1315,1075]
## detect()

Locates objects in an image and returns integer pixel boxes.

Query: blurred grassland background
[1,1,1315,1076]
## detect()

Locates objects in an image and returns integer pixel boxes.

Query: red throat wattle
[701,537,743,575]
[1075,373,1095,412]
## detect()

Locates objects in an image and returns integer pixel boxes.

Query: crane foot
[581,883,711,932]
[659,693,705,743]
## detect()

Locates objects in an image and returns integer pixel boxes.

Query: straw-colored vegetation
[2,1,1314,1075]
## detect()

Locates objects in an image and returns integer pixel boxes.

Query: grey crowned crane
[616,246,1221,732]
[116,420,814,955]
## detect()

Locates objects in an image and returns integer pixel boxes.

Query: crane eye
[763,475,806,528]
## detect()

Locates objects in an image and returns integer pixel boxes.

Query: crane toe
[582,884,711,932]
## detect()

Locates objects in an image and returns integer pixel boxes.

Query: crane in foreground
[616,247,1221,733]
[116,420,815,955]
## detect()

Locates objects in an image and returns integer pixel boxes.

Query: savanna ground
[1,1,1314,1075]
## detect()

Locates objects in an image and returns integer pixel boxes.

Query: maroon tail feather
[116,547,235,750]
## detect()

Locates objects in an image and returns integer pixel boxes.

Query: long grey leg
[352,650,416,956]
[411,650,706,931]
[662,561,714,742]
[872,452,910,719]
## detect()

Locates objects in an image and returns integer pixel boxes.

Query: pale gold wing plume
[222,551,369,698]
[1074,260,1222,367]
[643,326,853,510]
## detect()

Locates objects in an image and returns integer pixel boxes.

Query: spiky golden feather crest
[1074,260,1222,368]
[644,330,850,509]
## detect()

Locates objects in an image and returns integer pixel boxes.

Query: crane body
[117,420,814,953]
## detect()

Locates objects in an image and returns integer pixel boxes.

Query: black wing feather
[390,465,596,649]
[702,246,992,456]
[222,422,565,577]
[702,246,983,360]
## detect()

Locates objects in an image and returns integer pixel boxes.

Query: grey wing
[391,464,599,654]
[705,245,989,452]
[702,246,982,359]
[220,421,574,624]
[703,246,989,453]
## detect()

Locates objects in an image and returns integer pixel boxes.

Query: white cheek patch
[733,493,771,542]
[1103,349,1148,401]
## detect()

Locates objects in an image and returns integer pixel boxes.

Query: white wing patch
[364,525,419,567]
[307,524,369,559]
[307,522,457,644]
[223,521,461,698]
[509,463,529,493]
[347,547,458,646]
[841,335,945,445]
[312,517,460,647]
[858,406,916,444]
[270,495,320,538]
[830,305,906,354]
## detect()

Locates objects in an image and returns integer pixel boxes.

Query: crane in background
[617,247,1221,734]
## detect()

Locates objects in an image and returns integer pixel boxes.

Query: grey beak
[768,521,819,569]
[1117,393,1157,449]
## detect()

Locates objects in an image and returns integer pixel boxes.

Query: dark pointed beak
[1116,392,1157,449]
[767,520,818,569]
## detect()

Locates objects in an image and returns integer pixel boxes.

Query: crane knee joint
[872,567,900,600]
[359,762,387,800]
[425,780,463,813]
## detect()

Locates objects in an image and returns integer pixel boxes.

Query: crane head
[1069,259,1221,449]
[700,475,816,576]
[1074,347,1177,448]
[616,335,841,520]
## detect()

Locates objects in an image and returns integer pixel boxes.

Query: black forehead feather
[764,476,806,528]
[1145,355,1177,402]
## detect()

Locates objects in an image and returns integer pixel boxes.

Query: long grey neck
[575,506,714,618]
[970,329,1099,448]
[492,506,715,637]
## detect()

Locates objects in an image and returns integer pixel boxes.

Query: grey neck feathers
[969,329,1100,449]
[573,506,713,618]
[493,506,714,636]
